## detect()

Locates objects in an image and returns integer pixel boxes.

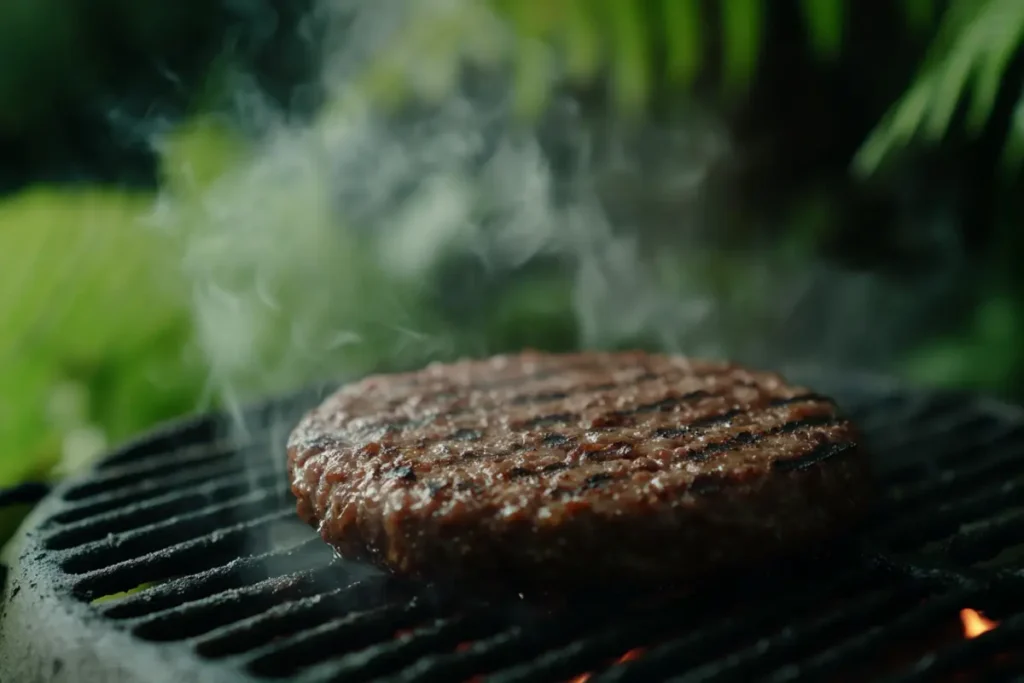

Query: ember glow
[567,647,645,683]
[960,608,998,638]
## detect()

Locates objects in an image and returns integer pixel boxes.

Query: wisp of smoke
[153,0,966,454]
[153,0,722,420]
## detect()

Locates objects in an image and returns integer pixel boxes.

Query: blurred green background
[2,0,1024,496]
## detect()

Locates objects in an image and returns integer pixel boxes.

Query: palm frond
[855,0,1024,174]
[344,0,937,117]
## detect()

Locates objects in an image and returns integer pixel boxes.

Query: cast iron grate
[3,370,1024,682]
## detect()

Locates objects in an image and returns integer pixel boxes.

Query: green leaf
[856,0,1024,175]
[966,0,1024,133]
[563,0,603,82]
[604,0,650,115]
[663,0,703,86]
[0,188,196,485]
[721,0,763,93]
[800,0,845,59]
[902,0,938,33]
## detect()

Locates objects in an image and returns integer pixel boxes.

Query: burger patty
[288,350,871,588]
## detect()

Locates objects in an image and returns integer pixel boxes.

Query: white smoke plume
[153,0,965,424]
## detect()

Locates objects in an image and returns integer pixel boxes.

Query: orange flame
[615,648,645,663]
[960,608,998,638]
[566,647,646,683]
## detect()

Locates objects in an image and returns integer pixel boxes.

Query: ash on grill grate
[4,376,1024,683]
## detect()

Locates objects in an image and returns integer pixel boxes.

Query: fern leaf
[721,0,763,92]
[604,0,650,115]
[856,0,1024,175]
[662,0,703,86]
[563,0,603,82]
[902,0,938,33]
[800,0,845,59]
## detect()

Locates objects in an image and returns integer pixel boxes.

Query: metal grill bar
[193,578,405,658]
[878,445,1024,516]
[932,423,1024,466]
[658,591,922,682]
[875,481,1024,553]
[583,583,902,683]
[45,468,281,550]
[70,509,295,600]
[946,510,1024,565]
[101,537,335,619]
[309,613,505,683]
[47,459,265,525]
[883,613,1024,682]
[96,416,221,470]
[243,602,433,678]
[62,444,243,502]
[6,375,1024,683]
[756,590,989,683]
[381,607,639,683]
[59,490,291,573]
[129,567,340,640]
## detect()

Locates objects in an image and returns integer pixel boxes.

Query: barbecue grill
[3,369,1024,682]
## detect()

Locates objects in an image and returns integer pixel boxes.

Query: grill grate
[3,371,1024,682]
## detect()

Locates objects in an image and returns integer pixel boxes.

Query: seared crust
[288,351,871,588]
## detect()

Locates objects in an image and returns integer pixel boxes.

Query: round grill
[2,369,1024,682]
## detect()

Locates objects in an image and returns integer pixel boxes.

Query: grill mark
[678,415,839,463]
[770,393,836,407]
[622,390,711,416]
[648,407,744,439]
[648,394,834,443]
[504,416,844,483]
[506,462,569,480]
[652,426,688,440]
[541,433,574,448]
[580,441,635,462]
[385,466,417,482]
[773,440,858,472]
[446,399,834,467]
[592,391,716,430]
[350,371,838,477]
[352,368,760,442]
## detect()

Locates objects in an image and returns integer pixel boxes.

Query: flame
[566,647,646,683]
[960,608,998,638]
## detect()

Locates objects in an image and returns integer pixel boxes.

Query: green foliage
[905,296,1024,392]
[487,0,936,111]
[0,188,201,486]
[856,0,1024,174]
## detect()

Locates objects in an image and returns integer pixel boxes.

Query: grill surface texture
[3,368,1024,683]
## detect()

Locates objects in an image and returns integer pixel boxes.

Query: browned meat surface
[288,350,871,588]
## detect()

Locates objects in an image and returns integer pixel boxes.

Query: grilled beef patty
[288,351,870,588]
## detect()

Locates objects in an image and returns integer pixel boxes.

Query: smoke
[154,0,966,427]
